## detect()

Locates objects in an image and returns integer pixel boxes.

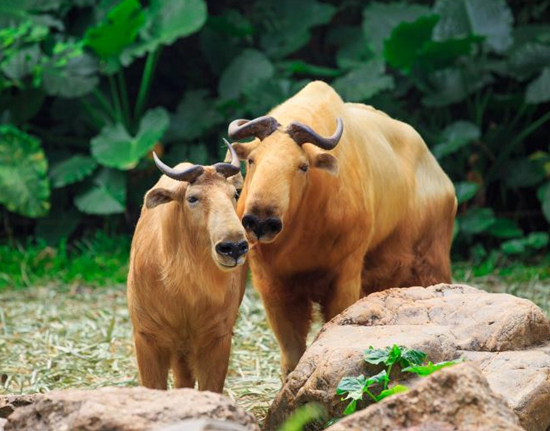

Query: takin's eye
[187,195,199,204]
[299,163,309,172]
[248,158,254,165]
[234,190,241,200]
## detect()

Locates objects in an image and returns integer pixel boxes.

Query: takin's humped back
[228,81,457,377]
[127,143,248,392]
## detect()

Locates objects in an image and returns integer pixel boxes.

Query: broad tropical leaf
[454,181,479,204]
[508,43,550,80]
[377,384,409,401]
[0,0,63,29]
[526,67,550,104]
[433,121,480,159]
[433,0,513,54]
[218,49,274,101]
[91,108,169,170]
[402,360,460,376]
[42,53,99,98]
[84,0,145,60]
[74,168,125,215]
[362,2,430,54]
[49,155,97,188]
[0,125,49,217]
[121,0,207,64]
[332,60,394,102]
[257,0,336,59]
[487,218,523,239]
[458,208,496,235]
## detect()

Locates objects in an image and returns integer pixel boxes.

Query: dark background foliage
[1,0,549,261]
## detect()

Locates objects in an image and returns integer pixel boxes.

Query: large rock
[325,362,523,431]
[4,387,259,431]
[0,395,36,419]
[265,284,550,431]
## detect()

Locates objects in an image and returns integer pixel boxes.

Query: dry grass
[0,273,548,425]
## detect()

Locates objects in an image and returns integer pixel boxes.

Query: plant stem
[80,99,105,130]
[92,89,116,122]
[117,70,131,129]
[486,110,550,184]
[108,74,123,124]
[133,48,161,124]
[363,388,378,402]
[385,365,392,390]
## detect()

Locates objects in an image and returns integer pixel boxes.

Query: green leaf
[433,0,513,54]
[49,155,97,188]
[501,239,526,255]
[0,125,49,217]
[0,0,63,29]
[74,168,125,215]
[328,26,373,70]
[458,207,496,235]
[376,384,409,401]
[218,49,275,101]
[342,399,357,416]
[278,60,341,78]
[257,0,336,59]
[365,369,389,387]
[508,43,550,80]
[454,181,480,204]
[504,158,546,188]
[336,375,367,400]
[84,0,145,60]
[402,360,460,376]
[525,232,549,249]
[121,0,207,64]
[487,218,523,239]
[165,89,223,143]
[526,67,550,105]
[362,2,430,54]
[1,45,41,82]
[383,15,439,72]
[433,121,480,159]
[364,346,390,365]
[385,344,402,366]
[91,108,169,170]
[400,347,427,367]
[278,404,326,431]
[415,35,484,72]
[35,207,80,245]
[42,53,99,98]
[241,78,293,117]
[332,60,395,102]
[537,182,550,223]
[422,66,493,107]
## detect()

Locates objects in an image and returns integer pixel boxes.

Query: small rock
[0,394,37,418]
[4,387,259,431]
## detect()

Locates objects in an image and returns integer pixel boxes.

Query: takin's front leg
[134,331,170,390]
[194,332,233,393]
[258,283,313,380]
[322,256,363,321]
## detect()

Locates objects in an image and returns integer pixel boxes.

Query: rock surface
[0,394,36,419]
[265,284,550,431]
[325,362,523,431]
[4,387,259,431]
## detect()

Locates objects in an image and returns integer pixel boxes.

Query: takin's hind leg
[171,352,195,389]
[134,332,170,389]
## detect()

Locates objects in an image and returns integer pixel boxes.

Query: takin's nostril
[215,242,234,256]
[236,240,249,256]
[242,214,259,232]
[265,218,282,234]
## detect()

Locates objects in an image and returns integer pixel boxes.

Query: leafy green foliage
[277,403,326,431]
[74,168,126,215]
[49,155,97,188]
[332,60,394,102]
[0,125,50,217]
[84,0,145,60]
[91,108,169,170]
[336,345,460,417]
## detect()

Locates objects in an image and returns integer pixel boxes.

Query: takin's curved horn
[214,139,241,178]
[286,118,344,150]
[228,116,280,141]
[153,152,204,183]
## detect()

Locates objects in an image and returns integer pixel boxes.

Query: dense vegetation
[0,0,549,261]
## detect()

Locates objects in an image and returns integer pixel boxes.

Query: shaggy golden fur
[232,81,457,377]
[127,165,247,392]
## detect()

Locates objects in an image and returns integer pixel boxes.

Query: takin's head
[144,141,248,271]
[229,116,343,243]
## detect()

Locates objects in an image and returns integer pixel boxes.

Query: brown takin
[127,142,248,392]
[228,81,457,378]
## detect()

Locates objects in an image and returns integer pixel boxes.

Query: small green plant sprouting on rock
[335,345,461,417]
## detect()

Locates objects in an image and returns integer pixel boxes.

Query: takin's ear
[230,140,258,161]
[145,188,177,209]
[313,152,339,176]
